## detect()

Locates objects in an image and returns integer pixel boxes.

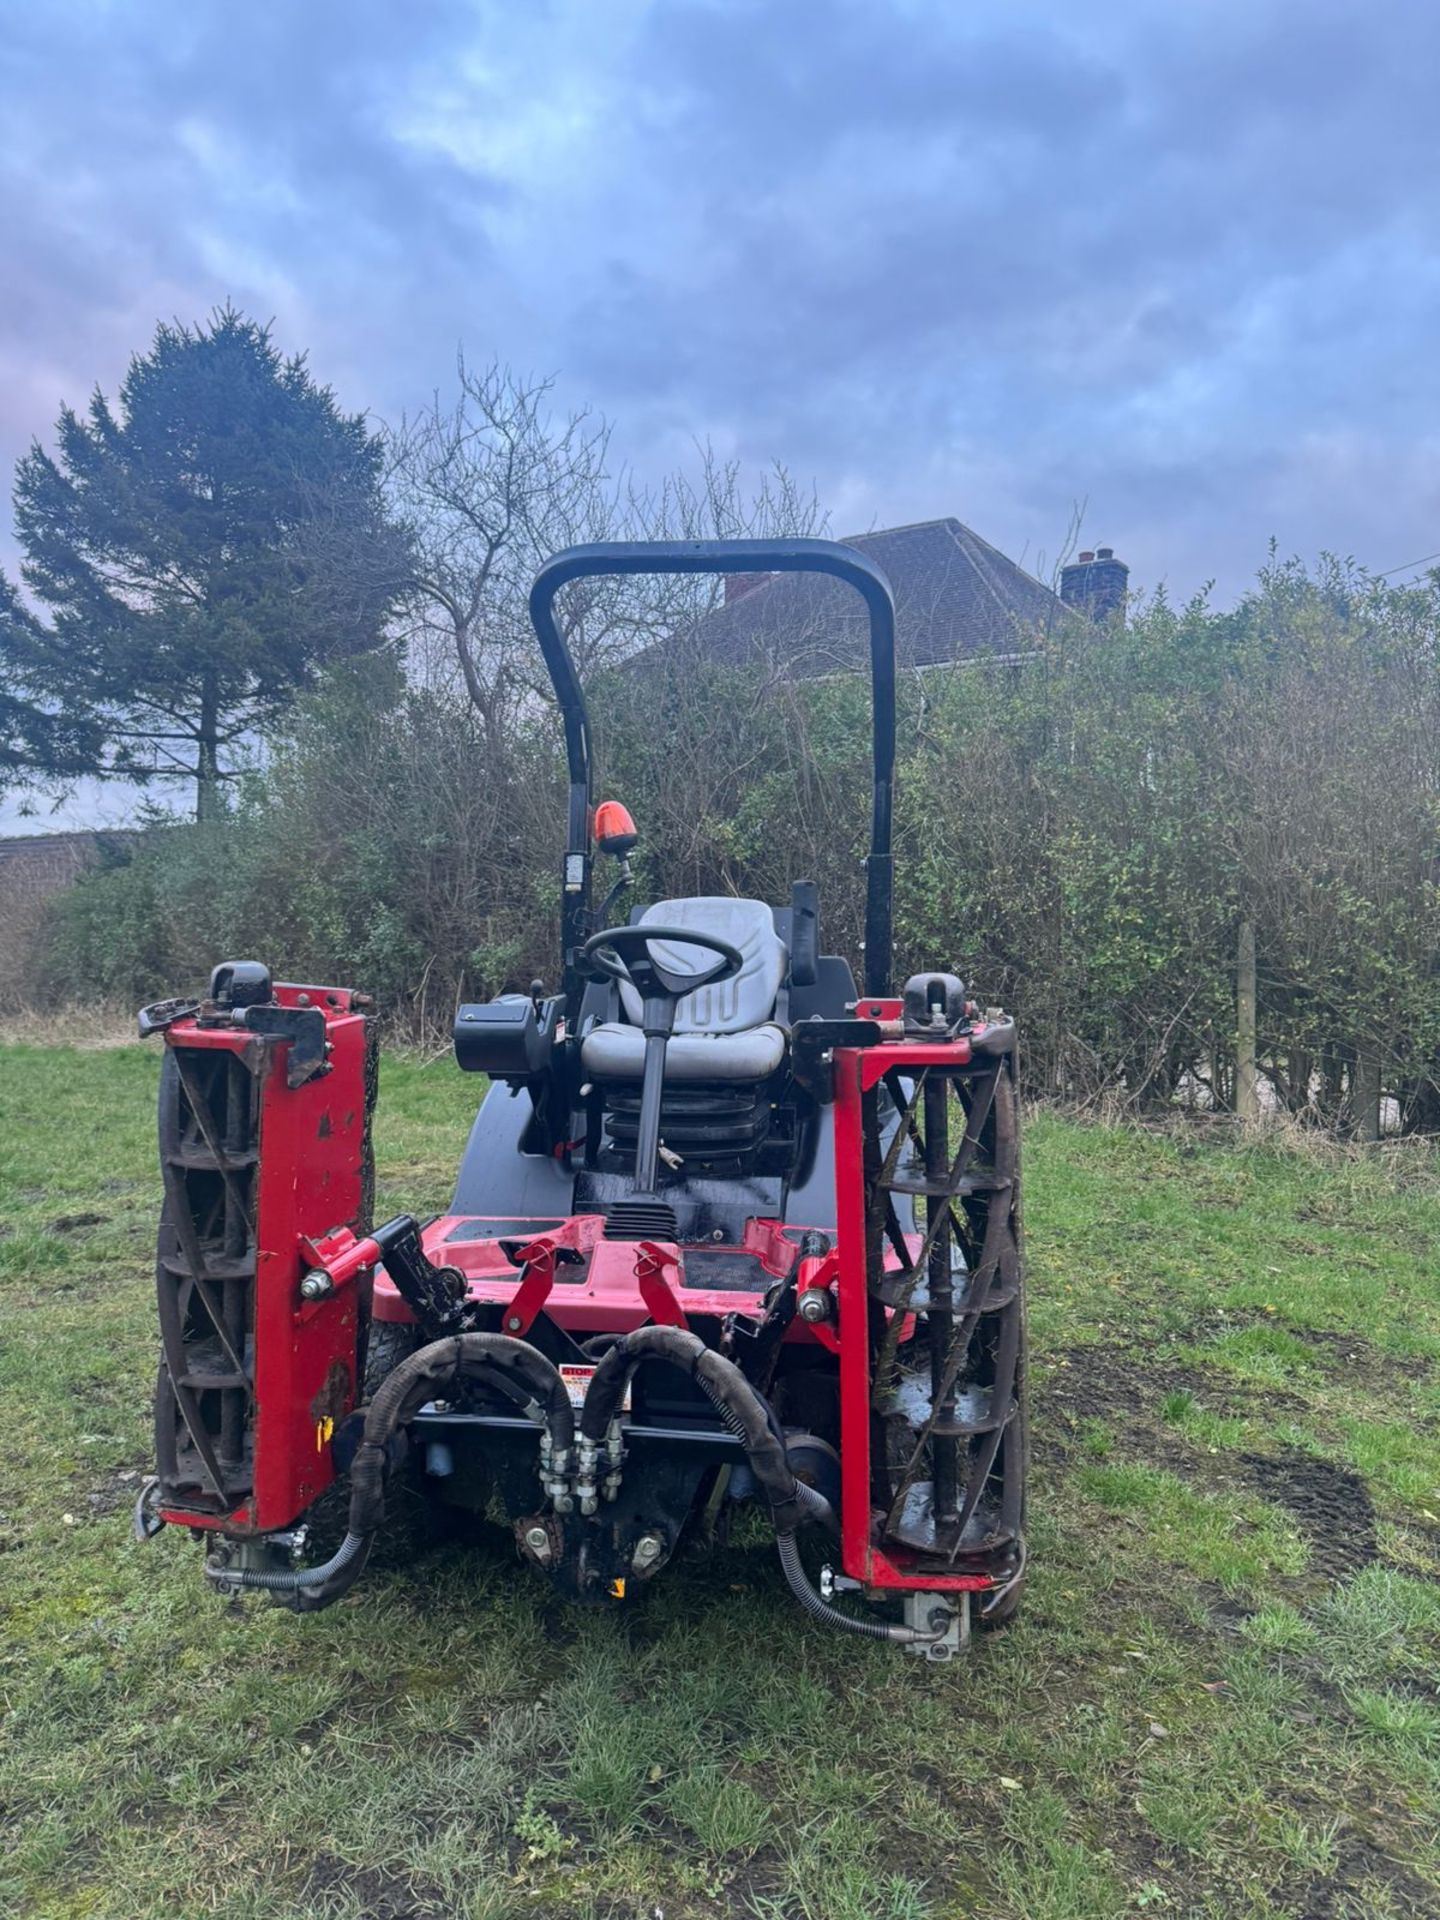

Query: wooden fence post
[1236,921,1258,1122]
[1353,1050,1381,1142]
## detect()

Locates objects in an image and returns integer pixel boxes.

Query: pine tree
[0,309,408,819]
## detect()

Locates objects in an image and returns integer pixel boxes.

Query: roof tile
[689,517,1073,670]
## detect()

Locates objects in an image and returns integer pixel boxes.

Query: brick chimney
[1060,546,1128,624]
[724,571,770,605]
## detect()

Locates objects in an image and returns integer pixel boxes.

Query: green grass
[2,1046,1438,1917]
[1072,1460,1308,1590]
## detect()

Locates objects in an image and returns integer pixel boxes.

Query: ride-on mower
[135,540,1026,1657]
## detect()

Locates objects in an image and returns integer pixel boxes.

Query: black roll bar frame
[527,539,898,1008]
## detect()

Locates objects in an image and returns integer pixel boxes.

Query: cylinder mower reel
[134,539,1028,1653]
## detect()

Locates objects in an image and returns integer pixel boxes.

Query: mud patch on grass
[1289,1826,1439,1919]
[1237,1450,1376,1579]
[1041,1344,1218,1428]
[85,1461,147,1517]
[1294,1325,1433,1384]
[303,1856,439,1920]
[1206,1591,1256,1631]
[1039,1343,1264,1471]
[1038,1346,1219,1487]
[1042,1349,1379,1588]
[1043,1339,1319,1425]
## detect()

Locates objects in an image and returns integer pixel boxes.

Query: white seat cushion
[582,1022,787,1082]
[582,896,788,1083]
[616,898,786,1033]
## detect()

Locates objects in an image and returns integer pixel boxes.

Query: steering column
[581,925,744,1206]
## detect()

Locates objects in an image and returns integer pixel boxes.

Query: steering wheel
[581,924,744,1005]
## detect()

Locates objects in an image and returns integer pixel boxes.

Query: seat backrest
[615,897,786,1035]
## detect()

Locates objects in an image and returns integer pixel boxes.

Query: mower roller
[135,540,1027,1655]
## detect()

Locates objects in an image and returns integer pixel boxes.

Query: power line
[1376,548,1440,579]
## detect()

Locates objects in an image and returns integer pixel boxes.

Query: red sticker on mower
[559,1363,630,1413]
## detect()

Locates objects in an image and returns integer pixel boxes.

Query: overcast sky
[4,0,1440,826]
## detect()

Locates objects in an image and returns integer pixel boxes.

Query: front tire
[304,1320,445,1568]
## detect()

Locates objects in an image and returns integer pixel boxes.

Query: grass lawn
[1,1043,1438,1920]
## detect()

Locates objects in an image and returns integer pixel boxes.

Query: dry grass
[0,1001,140,1049]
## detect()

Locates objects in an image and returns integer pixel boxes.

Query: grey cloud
[2,0,1439,613]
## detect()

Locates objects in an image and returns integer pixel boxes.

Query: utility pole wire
[1376,548,1440,579]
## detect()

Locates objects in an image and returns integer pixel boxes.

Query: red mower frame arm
[527,539,899,1009]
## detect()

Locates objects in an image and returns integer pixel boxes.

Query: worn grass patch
[1073,1459,1309,1590]
[2,1048,1438,1918]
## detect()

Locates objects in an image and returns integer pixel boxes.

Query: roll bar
[528,539,898,1004]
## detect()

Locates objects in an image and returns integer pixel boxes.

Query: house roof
[0,828,135,905]
[684,517,1074,674]
[0,829,128,868]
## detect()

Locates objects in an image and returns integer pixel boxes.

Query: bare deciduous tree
[388,357,824,739]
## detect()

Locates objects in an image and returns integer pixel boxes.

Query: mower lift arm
[301,1214,474,1343]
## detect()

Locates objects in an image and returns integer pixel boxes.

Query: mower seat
[581,897,788,1083]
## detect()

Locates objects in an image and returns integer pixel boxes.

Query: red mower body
[151,986,374,1536]
[139,540,1028,1653]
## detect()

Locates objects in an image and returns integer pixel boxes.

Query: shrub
[34,557,1440,1126]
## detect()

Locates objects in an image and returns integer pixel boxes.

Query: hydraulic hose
[580,1324,802,1528]
[775,1483,947,1645]
[208,1529,374,1608]
[580,1328,946,1644]
[978,1536,1027,1619]
[207,1333,573,1606]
